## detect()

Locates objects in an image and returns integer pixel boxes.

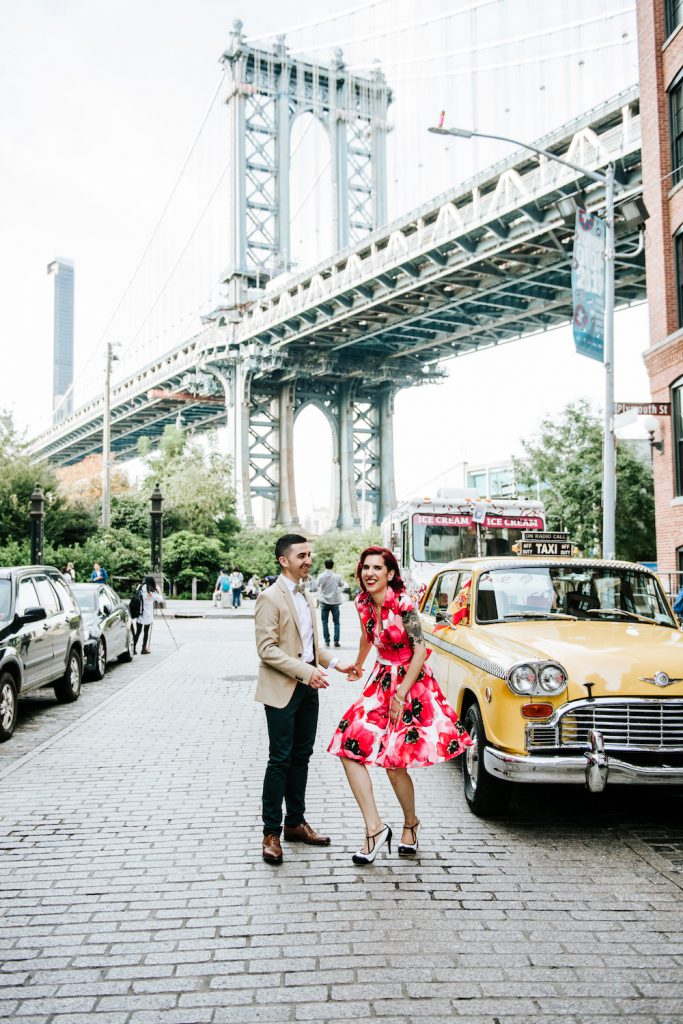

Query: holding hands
[336,663,363,681]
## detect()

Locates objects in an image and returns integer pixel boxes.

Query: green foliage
[514,400,655,561]
[163,531,226,594]
[45,502,99,547]
[44,528,149,587]
[0,539,30,568]
[110,493,149,537]
[311,528,382,592]
[140,426,239,544]
[0,418,60,547]
[226,528,284,578]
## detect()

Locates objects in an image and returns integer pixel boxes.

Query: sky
[1,0,648,523]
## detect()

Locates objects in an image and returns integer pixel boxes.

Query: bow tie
[293,582,306,594]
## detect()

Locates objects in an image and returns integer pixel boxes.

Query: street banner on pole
[571,208,606,361]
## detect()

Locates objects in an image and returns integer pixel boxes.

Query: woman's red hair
[356,546,405,594]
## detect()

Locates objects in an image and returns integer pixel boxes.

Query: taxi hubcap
[465,730,479,790]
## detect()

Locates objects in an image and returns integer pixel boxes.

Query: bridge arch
[293,398,339,532]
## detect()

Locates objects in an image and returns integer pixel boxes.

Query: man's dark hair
[324,559,334,569]
[275,533,308,561]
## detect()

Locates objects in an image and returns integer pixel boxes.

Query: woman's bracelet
[392,694,406,705]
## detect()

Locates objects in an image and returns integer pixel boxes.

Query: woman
[62,563,75,583]
[328,546,471,865]
[134,576,161,654]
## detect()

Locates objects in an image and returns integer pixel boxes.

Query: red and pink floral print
[327,587,471,769]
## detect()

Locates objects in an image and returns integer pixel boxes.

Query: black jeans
[320,602,340,645]
[262,682,319,836]
[134,622,151,651]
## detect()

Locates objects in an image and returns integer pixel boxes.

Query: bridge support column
[275,384,299,527]
[338,383,359,529]
[233,364,254,525]
[378,388,396,523]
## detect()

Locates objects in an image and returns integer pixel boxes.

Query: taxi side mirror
[435,611,454,626]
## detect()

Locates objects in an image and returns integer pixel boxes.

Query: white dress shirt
[283,575,315,663]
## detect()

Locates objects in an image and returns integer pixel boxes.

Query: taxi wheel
[462,703,510,817]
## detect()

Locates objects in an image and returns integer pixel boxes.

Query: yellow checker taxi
[419,544,683,816]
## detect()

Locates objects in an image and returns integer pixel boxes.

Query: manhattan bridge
[30,10,646,529]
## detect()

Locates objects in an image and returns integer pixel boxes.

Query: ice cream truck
[382,489,546,597]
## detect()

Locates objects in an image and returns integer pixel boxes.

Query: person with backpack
[213,569,230,608]
[133,576,161,654]
[230,566,244,608]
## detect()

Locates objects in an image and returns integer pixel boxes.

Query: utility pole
[102,341,112,528]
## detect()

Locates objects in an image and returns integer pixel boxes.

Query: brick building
[638,0,683,574]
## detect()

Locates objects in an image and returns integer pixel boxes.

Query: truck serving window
[412,516,477,562]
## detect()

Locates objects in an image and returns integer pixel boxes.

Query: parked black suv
[0,566,84,742]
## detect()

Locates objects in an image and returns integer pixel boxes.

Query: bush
[226,528,286,579]
[163,531,226,595]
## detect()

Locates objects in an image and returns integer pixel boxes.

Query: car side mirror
[435,611,454,626]
[101,606,111,617]
[22,606,47,623]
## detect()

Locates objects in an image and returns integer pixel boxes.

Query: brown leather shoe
[262,833,283,864]
[283,821,331,846]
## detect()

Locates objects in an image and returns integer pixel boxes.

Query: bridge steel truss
[221,19,391,301]
[30,86,645,529]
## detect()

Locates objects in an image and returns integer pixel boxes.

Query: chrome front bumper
[485,730,683,792]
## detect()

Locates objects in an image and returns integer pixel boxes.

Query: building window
[666,0,683,38]
[670,72,683,187]
[676,231,683,326]
[673,378,683,495]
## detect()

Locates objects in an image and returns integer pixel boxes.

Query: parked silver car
[70,583,134,679]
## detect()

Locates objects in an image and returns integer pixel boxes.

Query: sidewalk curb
[0,646,180,784]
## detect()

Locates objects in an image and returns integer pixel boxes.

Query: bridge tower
[218,20,394,528]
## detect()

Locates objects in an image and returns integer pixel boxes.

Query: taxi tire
[462,702,510,817]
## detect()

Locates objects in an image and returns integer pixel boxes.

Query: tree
[139,427,240,544]
[163,531,226,594]
[514,401,655,561]
[0,414,60,547]
[311,528,382,592]
[227,528,285,578]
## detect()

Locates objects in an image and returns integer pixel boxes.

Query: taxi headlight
[508,664,538,695]
[538,663,567,694]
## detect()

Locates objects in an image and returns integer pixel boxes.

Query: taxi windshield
[476,565,677,627]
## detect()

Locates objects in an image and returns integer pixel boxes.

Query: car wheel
[0,672,18,742]
[90,638,106,680]
[118,628,134,663]
[462,702,510,817]
[54,648,82,703]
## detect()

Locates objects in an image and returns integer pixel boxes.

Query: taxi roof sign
[518,531,573,556]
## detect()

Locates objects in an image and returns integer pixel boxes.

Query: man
[317,558,344,648]
[91,562,108,583]
[230,566,244,608]
[213,569,230,608]
[254,534,344,865]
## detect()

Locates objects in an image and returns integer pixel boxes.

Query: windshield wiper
[503,611,578,621]
[584,608,659,624]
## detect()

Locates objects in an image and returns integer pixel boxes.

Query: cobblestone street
[1,606,682,1023]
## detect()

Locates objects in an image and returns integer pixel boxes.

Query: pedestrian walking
[230,566,244,608]
[62,562,75,583]
[90,562,108,583]
[133,576,161,654]
[317,558,343,648]
[254,534,352,865]
[328,546,472,865]
[213,569,230,608]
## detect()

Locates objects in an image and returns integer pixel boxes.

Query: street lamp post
[150,484,164,590]
[429,122,616,558]
[29,485,45,565]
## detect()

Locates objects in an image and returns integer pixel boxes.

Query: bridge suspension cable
[244,0,393,43]
[348,7,634,71]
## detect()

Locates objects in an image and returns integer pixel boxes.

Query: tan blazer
[254,575,332,708]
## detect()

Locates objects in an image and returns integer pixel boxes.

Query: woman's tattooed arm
[402,609,425,648]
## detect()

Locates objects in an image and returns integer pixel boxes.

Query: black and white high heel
[352,824,392,865]
[397,820,420,857]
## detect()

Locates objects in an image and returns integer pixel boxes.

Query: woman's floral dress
[328,588,472,769]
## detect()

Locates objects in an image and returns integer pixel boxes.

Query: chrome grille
[527,699,683,750]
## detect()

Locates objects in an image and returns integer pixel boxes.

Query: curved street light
[428,119,616,559]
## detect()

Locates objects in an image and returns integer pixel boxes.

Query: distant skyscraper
[47,258,74,422]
